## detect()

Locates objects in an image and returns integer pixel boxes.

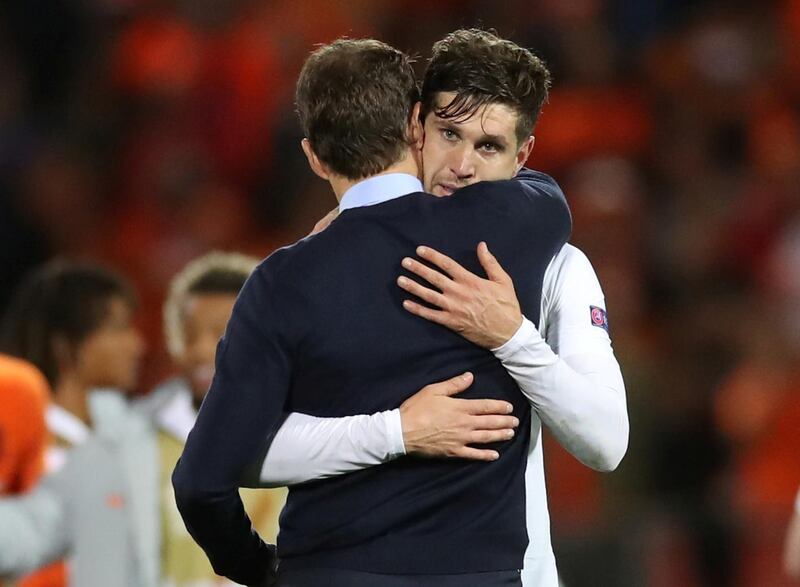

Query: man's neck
[53,375,93,428]
[330,151,420,202]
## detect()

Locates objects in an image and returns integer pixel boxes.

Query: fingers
[463,398,514,415]
[401,256,454,292]
[402,299,452,327]
[470,414,520,430]
[415,246,471,281]
[397,276,448,309]
[477,242,510,284]
[424,372,473,396]
[469,428,515,444]
[453,447,500,462]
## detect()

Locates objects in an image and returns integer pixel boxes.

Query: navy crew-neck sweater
[173,170,571,586]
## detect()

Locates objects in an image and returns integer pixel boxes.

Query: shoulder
[544,244,606,312]
[250,225,359,296]
[229,247,301,315]
[90,389,152,441]
[514,169,567,202]
[510,169,569,218]
[224,245,312,342]
[455,168,571,234]
[458,168,566,204]
[135,377,187,420]
[250,238,319,289]
[548,244,596,280]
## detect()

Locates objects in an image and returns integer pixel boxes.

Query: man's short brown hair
[296,39,420,181]
[421,29,552,146]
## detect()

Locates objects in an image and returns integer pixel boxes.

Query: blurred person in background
[0,261,145,477]
[0,255,282,587]
[0,260,155,587]
[138,251,286,587]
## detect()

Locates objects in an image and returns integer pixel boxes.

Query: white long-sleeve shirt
[259,243,628,586]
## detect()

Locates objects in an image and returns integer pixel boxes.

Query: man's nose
[450,146,476,179]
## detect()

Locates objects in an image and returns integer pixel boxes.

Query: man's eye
[479,143,499,153]
[442,129,458,141]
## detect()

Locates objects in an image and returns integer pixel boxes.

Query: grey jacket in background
[0,390,160,587]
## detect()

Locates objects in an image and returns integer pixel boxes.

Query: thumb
[477,242,509,283]
[432,372,474,396]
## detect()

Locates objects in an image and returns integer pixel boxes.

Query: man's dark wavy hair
[421,29,552,146]
[296,38,420,181]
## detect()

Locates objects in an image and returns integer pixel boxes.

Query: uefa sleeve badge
[590,305,609,332]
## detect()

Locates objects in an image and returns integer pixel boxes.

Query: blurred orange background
[1,1,799,585]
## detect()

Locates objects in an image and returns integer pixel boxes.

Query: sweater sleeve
[172,263,295,586]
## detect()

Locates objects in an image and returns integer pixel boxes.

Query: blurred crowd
[0,252,287,587]
[1,0,800,585]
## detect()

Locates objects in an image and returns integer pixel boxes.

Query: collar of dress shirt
[339,173,423,212]
[46,402,91,446]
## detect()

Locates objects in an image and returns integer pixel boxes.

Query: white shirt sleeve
[492,244,629,471]
[259,410,405,486]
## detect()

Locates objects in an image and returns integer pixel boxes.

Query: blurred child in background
[0,261,152,587]
[0,254,284,587]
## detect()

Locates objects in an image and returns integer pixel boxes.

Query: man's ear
[301,138,330,180]
[409,102,424,150]
[515,135,535,174]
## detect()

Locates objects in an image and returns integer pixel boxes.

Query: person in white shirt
[257,30,629,586]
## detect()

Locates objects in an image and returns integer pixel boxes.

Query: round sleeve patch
[590,305,609,332]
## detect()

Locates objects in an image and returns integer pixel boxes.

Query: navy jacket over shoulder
[172,170,571,585]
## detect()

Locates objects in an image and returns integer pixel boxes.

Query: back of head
[295,38,420,180]
[422,29,552,145]
[0,260,135,387]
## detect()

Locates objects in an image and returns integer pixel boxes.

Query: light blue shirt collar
[339,173,423,212]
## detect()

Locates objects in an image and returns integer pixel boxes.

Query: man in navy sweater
[172,38,570,587]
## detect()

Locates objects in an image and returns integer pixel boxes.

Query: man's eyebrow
[435,120,461,131]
